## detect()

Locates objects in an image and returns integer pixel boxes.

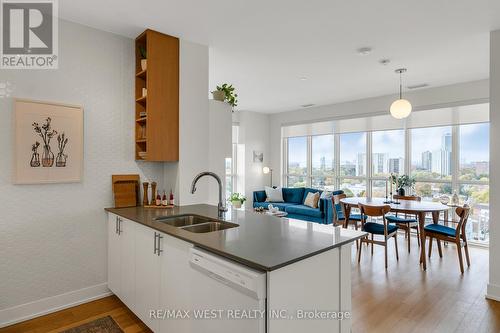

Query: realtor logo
[1,0,58,69]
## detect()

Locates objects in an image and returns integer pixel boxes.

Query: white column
[487,30,500,301]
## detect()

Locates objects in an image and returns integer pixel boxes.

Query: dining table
[339,196,450,270]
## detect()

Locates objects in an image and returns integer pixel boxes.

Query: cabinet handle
[154,232,158,255]
[157,234,163,256]
[118,218,122,235]
[115,216,118,234]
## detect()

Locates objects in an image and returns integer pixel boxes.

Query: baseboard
[486,283,500,302]
[0,283,112,328]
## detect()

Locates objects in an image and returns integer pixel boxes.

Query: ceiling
[59,0,500,113]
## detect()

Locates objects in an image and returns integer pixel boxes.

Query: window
[458,123,489,244]
[282,106,489,244]
[225,125,239,199]
[340,132,366,177]
[286,136,308,187]
[411,126,452,180]
[311,134,335,190]
[372,130,405,177]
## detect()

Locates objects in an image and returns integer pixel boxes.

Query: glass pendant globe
[390,99,412,119]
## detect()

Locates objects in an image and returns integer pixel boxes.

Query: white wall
[268,79,489,185]
[0,20,165,326]
[166,40,210,206]
[487,30,500,301]
[233,111,270,205]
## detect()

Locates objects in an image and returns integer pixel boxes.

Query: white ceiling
[59,0,500,113]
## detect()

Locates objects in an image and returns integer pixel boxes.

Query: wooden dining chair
[332,193,367,229]
[386,195,421,253]
[358,203,399,269]
[425,206,471,274]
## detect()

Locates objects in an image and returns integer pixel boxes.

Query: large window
[311,134,335,190]
[372,130,405,177]
[286,136,307,187]
[458,123,490,243]
[283,107,490,244]
[411,126,453,180]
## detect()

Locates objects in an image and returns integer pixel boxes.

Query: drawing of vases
[41,144,54,167]
[30,142,40,167]
[56,152,67,167]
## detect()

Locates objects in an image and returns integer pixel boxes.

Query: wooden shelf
[134,29,179,162]
[136,69,147,79]
[136,96,147,104]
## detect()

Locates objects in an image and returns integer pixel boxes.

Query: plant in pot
[139,45,147,71]
[391,174,416,196]
[212,83,238,109]
[228,193,246,208]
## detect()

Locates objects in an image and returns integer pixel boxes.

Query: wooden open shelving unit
[135,29,179,161]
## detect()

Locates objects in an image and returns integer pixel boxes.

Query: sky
[288,123,489,169]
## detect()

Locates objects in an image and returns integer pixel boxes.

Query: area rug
[59,316,123,333]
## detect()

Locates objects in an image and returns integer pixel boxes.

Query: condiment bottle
[169,189,174,205]
[162,190,168,206]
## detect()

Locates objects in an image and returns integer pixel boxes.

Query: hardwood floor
[2,236,499,333]
[351,237,500,333]
[0,296,151,333]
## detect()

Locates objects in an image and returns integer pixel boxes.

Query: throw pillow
[320,191,333,199]
[304,191,320,208]
[265,186,284,202]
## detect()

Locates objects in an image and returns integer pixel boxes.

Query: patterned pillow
[304,192,320,208]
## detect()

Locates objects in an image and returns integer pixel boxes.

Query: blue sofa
[253,187,343,224]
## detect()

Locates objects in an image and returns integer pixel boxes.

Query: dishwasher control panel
[190,248,266,300]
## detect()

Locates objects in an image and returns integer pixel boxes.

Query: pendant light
[390,68,412,119]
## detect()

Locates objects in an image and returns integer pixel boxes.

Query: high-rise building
[320,156,326,171]
[356,153,365,176]
[373,153,388,175]
[422,151,432,171]
[388,157,404,174]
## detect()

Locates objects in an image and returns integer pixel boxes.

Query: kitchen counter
[105,204,366,271]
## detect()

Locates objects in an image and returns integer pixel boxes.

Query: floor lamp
[263,167,273,187]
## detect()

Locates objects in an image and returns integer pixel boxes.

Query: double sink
[155,214,239,233]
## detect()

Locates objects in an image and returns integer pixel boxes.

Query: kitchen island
[105,204,365,333]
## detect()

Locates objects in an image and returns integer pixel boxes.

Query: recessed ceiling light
[357,47,372,55]
[301,103,315,108]
[299,77,307,81]
[407,83,429,90]
[379,59,391,66]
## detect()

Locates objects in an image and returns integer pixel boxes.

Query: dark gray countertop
[105,204,366,272]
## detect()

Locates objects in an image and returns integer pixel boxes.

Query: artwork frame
[253,150,263,163]
[13,99,84,184]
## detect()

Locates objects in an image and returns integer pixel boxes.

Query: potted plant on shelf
[228,193,246,208]
[212,83,238,109]
[139,45,147,71]
[391,174,416,196]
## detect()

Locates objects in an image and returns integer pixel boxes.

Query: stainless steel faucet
[190,171,228,217]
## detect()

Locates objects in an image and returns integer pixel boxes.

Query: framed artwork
[13,99,83,184]
[253,150,263,163]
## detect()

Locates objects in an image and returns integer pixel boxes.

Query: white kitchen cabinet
[119,217,136,307]
[107,214,136,308]
[107,214,121,296]
[134,223,163,332]
[159,235,193,333]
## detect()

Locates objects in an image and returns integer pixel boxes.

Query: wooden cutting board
[112,174,140,208]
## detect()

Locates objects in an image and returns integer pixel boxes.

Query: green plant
[228,192,246,204]
[391,174,416,190]
[216,83,238,108]
[138,45,147,59]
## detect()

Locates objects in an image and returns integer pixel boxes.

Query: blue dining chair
[333,193,367,229]
[385,195,421,253]
[425,205,471,274]
[358,203,399,269]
